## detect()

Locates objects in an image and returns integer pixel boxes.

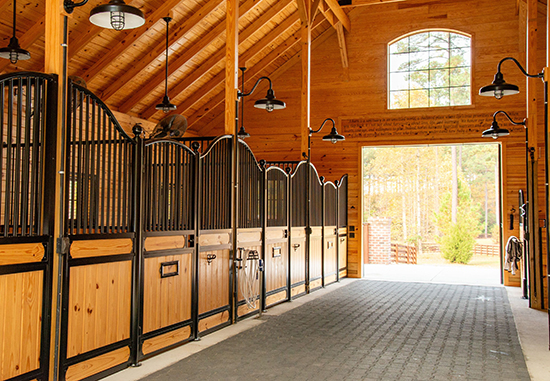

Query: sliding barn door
[0,72,57,381]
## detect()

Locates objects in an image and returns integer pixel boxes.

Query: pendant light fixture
[89,0,145,31]
[0,0,31,64]
[482,110,524,139]
[156,17,177,113]
[237,67,250,139]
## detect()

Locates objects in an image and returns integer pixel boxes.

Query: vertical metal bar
[75,91,84,234]
[100,107,106,233]
[122,137,128,232]
[106,119,112,233]
[13,78,24,235]
[192,143,200,339]
[20,78,32,235]
[0,81,4,235]
[321,181,325,288]
[261,161,267,311]
[89,99,97,233]
[4,79,14,236]
[30,78,41,235]
[117,132,123,233]
[83,94,91,234]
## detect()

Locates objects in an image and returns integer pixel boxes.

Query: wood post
[45,0,67,379]
[298,0,312,159]
[225,0,239,135]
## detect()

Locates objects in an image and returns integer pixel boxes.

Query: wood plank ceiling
[0,0,542,135]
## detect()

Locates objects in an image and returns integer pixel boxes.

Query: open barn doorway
[361,143,503,286]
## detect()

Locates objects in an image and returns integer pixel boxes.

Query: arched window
[388,30,471,109]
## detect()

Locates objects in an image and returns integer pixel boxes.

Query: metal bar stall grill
[197,136,232,335]
[324,181,338,286]
[337,175,349,279]
[264,165,290,308]
[59,80,137,380]
[309,164,324,291]
[265,160,300,173]
[289,161,307,298]
[235,141,263,320]
[138,140,197,360]
[0,71,58,381]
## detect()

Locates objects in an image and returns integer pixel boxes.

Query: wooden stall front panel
[66,258,132,358]
[339,228,348,279]
[142,248,193,334]
[0,270,43,380]
[265,227,289,307]
[290,227,306,297]
[324,226,338,285]
[309,227,323,291]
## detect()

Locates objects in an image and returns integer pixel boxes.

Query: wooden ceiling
[0,0,544,135]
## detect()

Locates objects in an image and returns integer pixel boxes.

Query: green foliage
[439,220,476,264]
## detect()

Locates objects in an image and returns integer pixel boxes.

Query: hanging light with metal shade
[155,17,177,113]
[0,0,30,64]
[478,57,543,99]
[89,0,145,31]
[482,110,524,139]
[322,126,346,144]
[253,88,286,112]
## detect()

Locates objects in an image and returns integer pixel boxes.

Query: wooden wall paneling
[0,271,43,380]
[66,261,132,358]
[141,326,192,356]
[265,228,289,294]
[143,253,192,334]
[70,239,133,258]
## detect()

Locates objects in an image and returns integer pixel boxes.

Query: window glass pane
[390,91,409,109]
[390,72,409,91]
[450,87,471,106]
[429,88,450,106]
[389,53,409,72]
[450,67,470,86]
[388,31,471,109]
[409,70,429,89]
[429,50,449,69]
[410,90,429,108]
[430,69,450,88]
[390,38,409,54]
[409,33,430,52]
[429,31,450,50]
[409,51,429,70]
[450,47,471,67]
[450,33,470,48]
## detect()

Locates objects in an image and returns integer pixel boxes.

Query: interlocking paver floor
[141,280,530,381]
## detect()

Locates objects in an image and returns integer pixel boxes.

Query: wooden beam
[141,0,295,120]
[0,15,45,74]
[297,0,310,23]
[44,1,65,379]
[114,0,260,111]
[77,0,189,84]
[339,0,406,6]
[311,0,323,22]
[336,22,349,68]
[300,19,312,158]
[100,0,230,103]
[318,4,338,27]
[225,0,239,135]
[189,16,328,134]
[325,0,351,31]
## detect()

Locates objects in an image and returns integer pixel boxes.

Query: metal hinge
[56,237,71,255]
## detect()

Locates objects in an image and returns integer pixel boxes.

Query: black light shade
[482,121,510,139]
[0,0,30,64]
[479,72,520,99]
[322,126,346,144]
[254,88,286,112]
[156,95,177,113]
[237,126,250,139]
[89,0,145,31]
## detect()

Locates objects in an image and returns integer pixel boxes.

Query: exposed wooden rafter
[338,0,406,7]
[324,0,351,31]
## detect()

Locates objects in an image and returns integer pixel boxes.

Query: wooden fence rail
[473,244,499,256]
[391,243,417,264]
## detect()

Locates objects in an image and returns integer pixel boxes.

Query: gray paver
[140,280,530,381]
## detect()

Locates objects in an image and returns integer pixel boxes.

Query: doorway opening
[361,143,502,286]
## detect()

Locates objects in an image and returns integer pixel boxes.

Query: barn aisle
[116,280,529,381]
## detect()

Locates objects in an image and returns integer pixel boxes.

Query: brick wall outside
[367,217,392,264]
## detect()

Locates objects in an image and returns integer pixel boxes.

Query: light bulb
[266,104,274,112]
[111,12,125,31]
[494,90,503,100]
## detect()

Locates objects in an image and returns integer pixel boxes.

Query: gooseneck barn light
[238,76,286,112]
[0,0,31,64]
[305,118,345,159]
[237,67,251,139]
[479,57,543,99]
[64,0,145,31]
[482,110,525,139]
[156,17,177,113]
